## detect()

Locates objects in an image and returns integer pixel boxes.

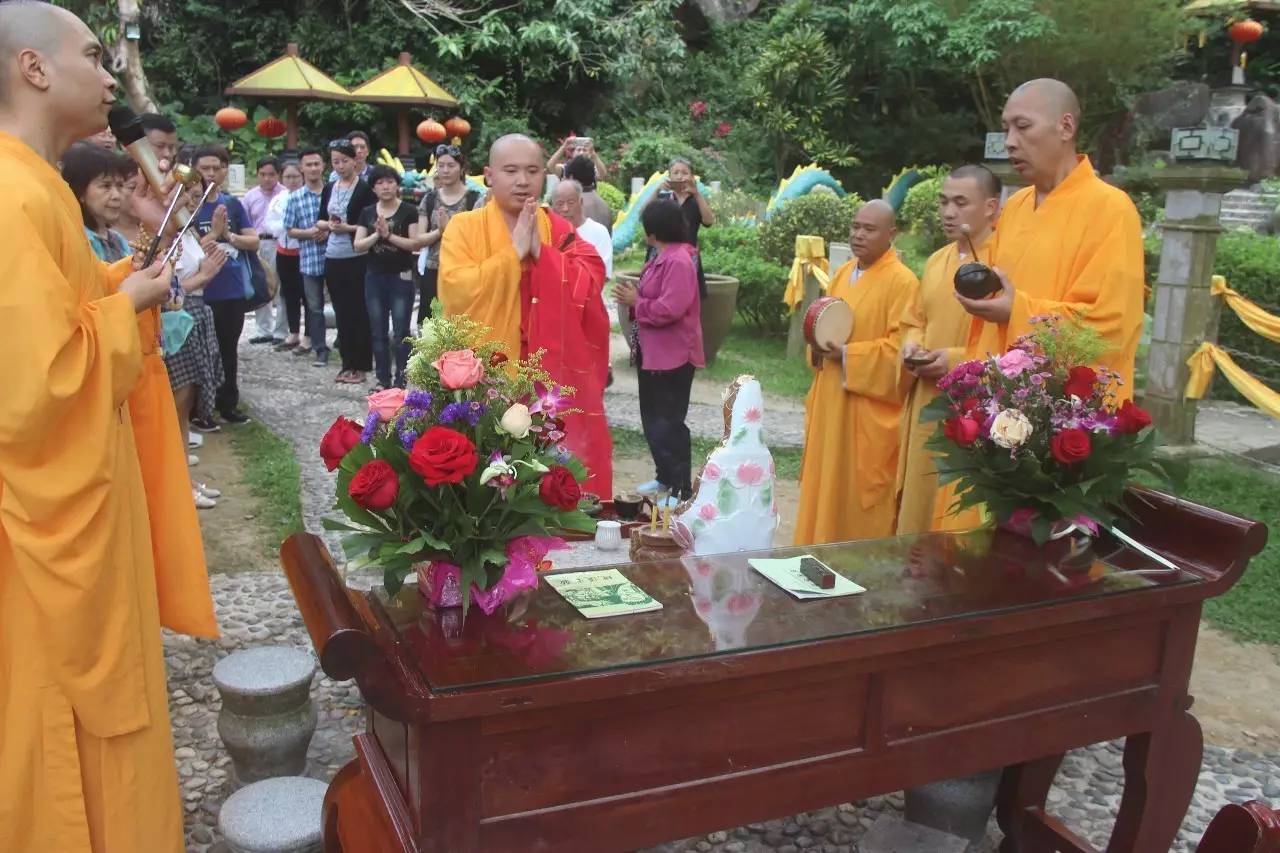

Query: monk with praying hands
[0,3,218,852]
[438,134,613,499]
[794,201,919,546]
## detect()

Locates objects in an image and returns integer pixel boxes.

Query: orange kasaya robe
[439,201,613,499]
[937,155,1145,532]
[794,249,919,546]
[0,131,217,853]
[895,237,990,535]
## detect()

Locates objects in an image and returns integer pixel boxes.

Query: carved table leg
[1107,711,1203,853]
[997,753,1065,853]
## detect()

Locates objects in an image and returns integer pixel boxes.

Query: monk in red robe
[439,134,613,498]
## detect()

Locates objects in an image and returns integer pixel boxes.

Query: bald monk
[795,201,920,545]
[896,166,1001,535]
[0,4,217,852]
[936,78,1146,530]
[439,134,613,498]
[959,78,1145,394]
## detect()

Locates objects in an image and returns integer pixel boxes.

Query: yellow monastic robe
[937,155,1145,532]
[895,238,990,535]
[0,132,214,853]
[968,155,1145,397]
[794,249,920,546]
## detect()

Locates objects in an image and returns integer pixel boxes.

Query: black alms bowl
[954,261,1002,300]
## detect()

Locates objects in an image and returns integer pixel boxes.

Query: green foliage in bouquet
[923,317,1186,543]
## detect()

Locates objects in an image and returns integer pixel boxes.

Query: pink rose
[698,503,719,521]
[702,462,722,482]
[997,348,1035,378]
[432,349,485,390]
[366,387,407,422]
[736,462,765,486]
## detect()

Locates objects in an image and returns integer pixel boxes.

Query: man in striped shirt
[284,148,331,366]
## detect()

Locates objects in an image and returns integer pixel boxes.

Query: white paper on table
[748,556,867,600]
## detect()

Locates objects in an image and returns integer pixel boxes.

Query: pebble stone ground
[173,332,1279,852]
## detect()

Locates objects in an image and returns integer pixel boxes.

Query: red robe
[439,203,613,499]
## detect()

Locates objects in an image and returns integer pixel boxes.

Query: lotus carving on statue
[923,316,1186,545]
[320,315,596,616]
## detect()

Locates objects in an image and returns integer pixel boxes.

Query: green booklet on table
[544,568,664,619]
[749,555,867,600]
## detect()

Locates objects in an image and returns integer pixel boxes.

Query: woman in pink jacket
[615,199,705,507]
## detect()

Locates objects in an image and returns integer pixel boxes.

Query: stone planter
[213,646,318,788]
[613,270,740,365]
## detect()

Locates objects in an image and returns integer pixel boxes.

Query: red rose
[1115,400,1153,434]
[943,415,981,447]
[538,465,582,511]
[409,426,479,486]
[1050,427,1092,465]
[489,351,509,368]
[348,460,399,510]
[320,417,362,471]
[960,398,982,415]
[1063,366,1097,400]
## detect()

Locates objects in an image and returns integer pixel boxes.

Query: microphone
[109,105,190,226]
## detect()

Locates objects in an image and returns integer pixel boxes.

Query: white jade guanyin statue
[674,376,780,556]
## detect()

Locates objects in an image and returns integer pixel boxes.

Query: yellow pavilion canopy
[225,43,350,101]
[348,53,457,107]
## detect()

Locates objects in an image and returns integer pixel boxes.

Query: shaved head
[484,133,545,217]
[551,178,584,224]
[0,0,115,161]
[1002,78,1082,193]
[850,199,897,266]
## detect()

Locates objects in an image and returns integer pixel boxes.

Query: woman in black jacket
[318,139,376,384]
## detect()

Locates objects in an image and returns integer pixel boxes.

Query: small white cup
[595,520,623,551]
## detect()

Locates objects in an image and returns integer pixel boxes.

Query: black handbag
[242,246,271,311]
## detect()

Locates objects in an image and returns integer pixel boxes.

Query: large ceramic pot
[613,271,740,365]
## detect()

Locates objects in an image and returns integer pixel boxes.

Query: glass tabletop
[388,528,1201,692]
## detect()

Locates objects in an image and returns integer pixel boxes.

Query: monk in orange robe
[0,6,217,852]
[439,134,613,499]
[795,201,919,545]
[896,166,1001,535]
[937,78,1146,531]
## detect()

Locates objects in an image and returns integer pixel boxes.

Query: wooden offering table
[282,488,1267,853]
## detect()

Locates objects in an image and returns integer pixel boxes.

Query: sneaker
[190,416,221,433]
[220,410,251,425]
[313,351,330,368]
[188,432,204,449]
[249,335,275,344]
[195,482,221,499]
[188,454,199,467]
[193,489,217,509]
[635,479,663,495]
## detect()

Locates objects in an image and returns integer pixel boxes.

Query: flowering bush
[321,315,595,609]
[923,316,1185,543]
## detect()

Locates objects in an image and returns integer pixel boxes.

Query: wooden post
[398,108,410,157]
[286,101,299,150]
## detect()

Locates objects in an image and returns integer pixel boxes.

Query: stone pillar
[631,176,644,197]
[1145,164,1247,445]
[213,646,318,789]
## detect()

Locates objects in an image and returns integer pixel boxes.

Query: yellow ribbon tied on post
[1185,341,1280,420]
[782,234,829,312]
[1211,275,1280,343]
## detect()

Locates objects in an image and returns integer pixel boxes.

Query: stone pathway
[170,330,1280,851]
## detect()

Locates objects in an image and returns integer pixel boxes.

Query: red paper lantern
[416,119,446,144]
[255,116,287,138]
[444,116,471,139]
[215,107,248,131]
[1229,19,1264,45]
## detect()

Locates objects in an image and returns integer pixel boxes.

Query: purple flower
[359,417,379,444]
[439,402,467,424]
[405,390,433,409]
[399,429,419,449]
[552,444,572,464]
[530,382,569,416]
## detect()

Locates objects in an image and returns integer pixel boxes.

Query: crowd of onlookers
[72,118,717,509]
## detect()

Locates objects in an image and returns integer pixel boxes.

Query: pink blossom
[997,348,1036,378]
[702,462,722,482]
[689,100,708,119]
[736,462,765,486]
[698,503,719,521]
[530,381,569,416]
[714,121,732,138]
[744,407,762,423]
[726,592,759,615]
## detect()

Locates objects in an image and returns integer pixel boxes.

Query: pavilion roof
[225,44,350,101]
[348,53,458,107]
